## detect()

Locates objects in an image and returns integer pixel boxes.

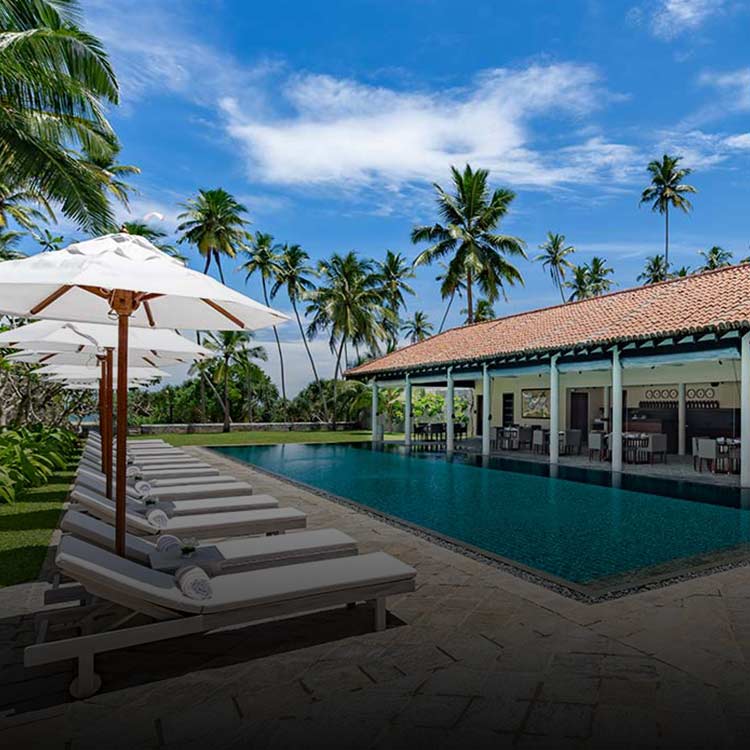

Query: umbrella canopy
[7,348,198,368]
[0,233,288,329]
[63,380,148,390]
[38,364,168,380]
[0,233,288,556]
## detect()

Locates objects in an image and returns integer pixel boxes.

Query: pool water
[212,443,750,585]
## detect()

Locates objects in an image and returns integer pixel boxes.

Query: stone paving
[1,445,750,749]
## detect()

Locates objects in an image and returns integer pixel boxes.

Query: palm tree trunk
[439,292,455,333]
[466,268,473,324]
[332,338,345,427]
[222,356,231,432]
[262,277,287,406]
[293,297,319,382]
[202,254,211,274]
[557,269,566,303]
[664,204,670,274]
[214,251,226,284]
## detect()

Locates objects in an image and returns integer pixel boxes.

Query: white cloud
[725,132,750,149]
[219,64,639,192]
[699,68,750,111]
[647,0,726,39]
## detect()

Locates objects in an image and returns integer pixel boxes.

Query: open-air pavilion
[348,264,750,488]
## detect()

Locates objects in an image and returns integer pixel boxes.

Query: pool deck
[2,445,750,748]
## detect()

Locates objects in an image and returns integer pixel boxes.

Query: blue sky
[31,1,750,392]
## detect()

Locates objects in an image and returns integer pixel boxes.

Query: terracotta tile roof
[346,264,750,378]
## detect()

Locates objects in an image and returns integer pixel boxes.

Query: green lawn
[132,429,401,447]
[0,466,76,588]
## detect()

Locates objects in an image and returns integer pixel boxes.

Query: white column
[446,368,455,452]
[611,346,623,473]
[371,380,379,443]
[603,385,610,422]
[550,354,560,465]
[741,333,750,488]
[678,382,686,456]
[482,364,491,456]
[404,374,412,447]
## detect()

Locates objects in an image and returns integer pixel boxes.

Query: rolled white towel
[155,534,182,554]
[126,465,143,479]
[145,508,169,529]
[175,565,213,600]
[134,480,153,498]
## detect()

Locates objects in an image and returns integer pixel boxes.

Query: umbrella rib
[143,300,156,327]
[202,298,245,328]
[29,285,73,315]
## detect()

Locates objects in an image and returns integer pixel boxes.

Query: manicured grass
[0,465,76,588]
[132,430,402,447]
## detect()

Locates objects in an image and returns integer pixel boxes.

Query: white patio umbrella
[38,364,169,380]
[0,233,288,555]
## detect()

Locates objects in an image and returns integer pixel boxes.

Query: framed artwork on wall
[521,389,550,419]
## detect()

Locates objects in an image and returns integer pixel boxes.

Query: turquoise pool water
[212,443,750,585]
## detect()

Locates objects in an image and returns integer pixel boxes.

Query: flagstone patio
[1,445,750,749]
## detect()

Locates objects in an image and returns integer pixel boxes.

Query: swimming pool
[212,442,750,588]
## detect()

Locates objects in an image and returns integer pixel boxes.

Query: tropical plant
[566,258,614,300]
[34,227,63,252]
[400,311,433,344]
[566,265,593,301]
[536,232,575,302]
[0,181,53,229]
[0,229,25,260]
[435,260,466,332]
[271,243,320,386]
[699,245,733,271]
[637,254,668,285]
[461,298,495,323]
[671,265,692,277]
[411,164,526,324]
[376,250,415,313]
[203,331,266,431]
[177,188,250,281]
[640,154,697,272]
[83,143,140,210]
[240,232,286,403]
[0,0,121,232]
[306,252,391,422]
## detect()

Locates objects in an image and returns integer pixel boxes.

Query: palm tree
[0,0,121,232]
[0,182,53,230]
[177,189,250,281]
[400,311,433,343]
[411,164,526,324]
[83,143,140,211]
[699,245,733,271]
[0,230,26,260]
[121,221,187,262]
[566,265,593,301]
[638,254,668,285]
[203,331,266,432]
[271,243,320,385]
[435,261,466,332]
[536,232,575,302]
[240,232,286,404]
[587,257,614,296]
[306,252,390,423]
[33,228,64,253]
[461,298,495,323]
[377,250,415,313]
[640,154,697,273]
[672,265,692,277]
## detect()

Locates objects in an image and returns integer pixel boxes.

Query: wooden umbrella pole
[111,291,137,557]
[98,359,105,474]
[104,347,114,500]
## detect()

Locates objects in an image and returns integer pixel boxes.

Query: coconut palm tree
[203,331,266,432]
[240,232,286,403]
[435,261,466,332]
[699,245,733,271]
[0,230,26,260]
[400,311,433,344]
[535,232,575,302]
[33,228,64,253]
[120,221,187,262]
[82,143,140,211]
[566,265,593,301]
[177,189,250,282]
[411,165,526,324]
[637,254,668,285]
[306,252,390,423]
[0,182,53,230]
[461,298,495,323]
[271,243,320,385]
[672,265,692,277]
[376,250,415,313]
[640,154,697,273]
[587,257,614,296]
[0,0,121,232]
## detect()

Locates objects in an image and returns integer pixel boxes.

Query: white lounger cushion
[61,510,358,569]
[70,487,305,537]
[56,535,416,616]
[79,456,220,479]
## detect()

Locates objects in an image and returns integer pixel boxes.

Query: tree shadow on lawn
[0,508,64,533]
[0,544,51,588]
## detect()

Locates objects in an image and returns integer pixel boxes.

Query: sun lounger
[70,486,306,538]
[26,535,416,697]
[61,509,358,570]
[71,483,277,517]
[80,454,221,480]
[76,466,254,502]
